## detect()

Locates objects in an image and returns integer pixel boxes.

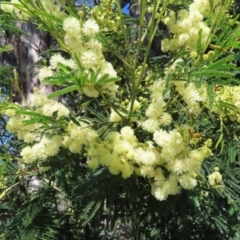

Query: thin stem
[43,178,68,202]
[12,69,29,107]
[130,0,170,112]
[116,0,132,68]
[133,0,147,69]
[98,90,125,119]
[194,2,230,66]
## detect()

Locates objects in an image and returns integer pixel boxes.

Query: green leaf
[43,70,75,86]
[96,32,109,47]
[47,85,80,99]
[218,100,238,112]
[15,110,53,124]
[0,45,13,54]
[228,206,235,216]
[228,146,236,163]
[207,55,235,70]
[0,65,13,76]
[197,29,203,53]
[192,69,235,78]
[82,197,103,226]
[97,74,119,86]
[1,23,29,36]
[193,196,200,208]
[69,116,81,126]
[211,216,228,232]
[174,50,190,60]
[88,68,101,85]
[21,228,37,240]
[73,71,89,87]
[73,54,83,72]
[207,83,215,108]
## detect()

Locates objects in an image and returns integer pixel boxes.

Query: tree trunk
[1,22,54,104]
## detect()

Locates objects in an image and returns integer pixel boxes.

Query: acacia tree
[0,0,240,239]
[0,0,135,104]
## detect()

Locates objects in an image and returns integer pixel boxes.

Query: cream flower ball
[82,19,99,36]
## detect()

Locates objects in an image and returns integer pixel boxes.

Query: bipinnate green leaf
[47,85,80,99]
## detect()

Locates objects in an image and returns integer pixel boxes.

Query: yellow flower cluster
[208,167,223,188]
[5,76,213,200]
[86,123,212,200]
[91,0,121,32]
[87,127,136,179]
[38,54,77,82]
[213,85,240,122]
[5,91,100,169]
[0,0,66,20]
[30,93,70,118]
[1,0,223,202]
[161,0,221,52]
[20,135,62,164]
[166,60,240,122]
[38,16,118,98]
[174,81,207,115]
[162,58,209,116]
[151,129,211,200]
[141,79,172,133]
[62,121,98,154]
[109,100,141,123]
[40,0,66,19]
[0,0,30,20]
[87,77,213,201]
[5,93,70,168]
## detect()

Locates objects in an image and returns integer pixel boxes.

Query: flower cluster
[0,0,30,20]
[40,0,67,19]
[213,85,240,122]
[38,16,118,98]
[141,79,172,133]
[1,1,119,99]
[147,128,211,200]
[2,0,231,203]
[161,0,221,52]
[1,0,66,20]
[5,93,70,169]
[164,60,240,122]
[5,77,213,201]
[88,76,213,200]
[38,53,78,82]
[13,58,215,201]
[91,0,121,32]
[174,81,207,115]
[87,127,136,179]
[30,93,70,118]
[86,123,212,200]
[208,167,223,188]
[62,121,97,154]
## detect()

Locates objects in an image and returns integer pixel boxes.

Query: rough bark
[0,22,54,104]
